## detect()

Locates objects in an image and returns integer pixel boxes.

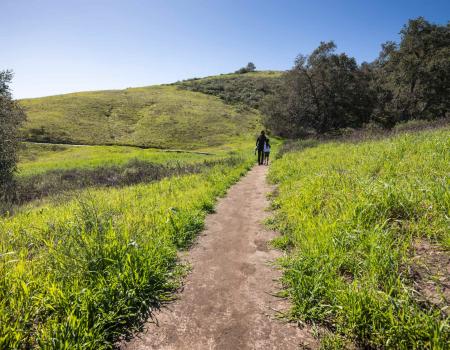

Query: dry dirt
[410,240,450,314]
[122,166,317,350]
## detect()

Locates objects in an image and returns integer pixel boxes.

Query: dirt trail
[122,166,317,350]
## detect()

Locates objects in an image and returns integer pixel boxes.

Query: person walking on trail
[256,131,267,165]
[264,138,271,165]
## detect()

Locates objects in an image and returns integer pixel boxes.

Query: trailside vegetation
[0,71,26,204]
[11,140,256,206]
[262,18,450,137]
[0,153,254,349]
[15,156,245,206]
[269,128,450,348]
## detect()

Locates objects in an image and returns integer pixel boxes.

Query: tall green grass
[18,137,261,178]
[269,129,450,349]
[9,141,259,208]
[0,155,253,349]
[18,143,212,178]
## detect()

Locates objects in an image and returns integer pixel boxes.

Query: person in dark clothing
[256,131,267,165]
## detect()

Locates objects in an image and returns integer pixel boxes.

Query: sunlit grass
[19,84,262,149]
[18,143,219,178]
[17,135,275,179]
[269,128,450,349]
[1,151,254,349]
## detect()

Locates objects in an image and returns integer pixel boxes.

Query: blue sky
[2,0,449,99]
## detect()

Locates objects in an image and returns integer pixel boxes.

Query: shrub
[0,70,26,205]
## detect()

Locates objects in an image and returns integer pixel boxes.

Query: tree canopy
[262,17,449,136]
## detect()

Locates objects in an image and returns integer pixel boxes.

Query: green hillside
[18,72,281,150]
[176,70,282,108]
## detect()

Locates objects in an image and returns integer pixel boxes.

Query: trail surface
[123,166,317,349]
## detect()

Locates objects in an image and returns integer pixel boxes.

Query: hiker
[264,138,271,165]
[255,130,267,165]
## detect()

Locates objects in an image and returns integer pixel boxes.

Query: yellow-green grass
[19,85,261,149]
[0,153,254,349]
[18,132,276,178]
[269,128,450,349]
[17,135,263,177]
[18,143,213,178]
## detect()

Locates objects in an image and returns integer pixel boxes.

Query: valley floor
[122,166,317,350]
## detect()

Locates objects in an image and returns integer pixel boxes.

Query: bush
[178,73,282,109]
[0,70,26,204]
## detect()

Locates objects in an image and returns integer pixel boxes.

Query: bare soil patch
[410,240,450,314]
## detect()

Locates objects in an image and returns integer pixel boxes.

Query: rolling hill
[19,71,282,149]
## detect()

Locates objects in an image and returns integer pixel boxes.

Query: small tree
[235,62,257,74]
[246,62,256,72]
[0,70,26,203]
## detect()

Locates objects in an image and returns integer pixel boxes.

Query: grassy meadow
[1,148,254,349]
[19,84,262,149]
[6,70,271,349]
[11,139,261,208]
[18,141,243,178]
[269,128,450,349]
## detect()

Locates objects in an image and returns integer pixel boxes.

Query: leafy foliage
[262,42,373,136]
[263,18,449,136]
[0,71,26,201]
[370,17,450,127]
[235,62,257,74]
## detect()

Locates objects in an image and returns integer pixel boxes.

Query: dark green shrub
[0,70,26,205]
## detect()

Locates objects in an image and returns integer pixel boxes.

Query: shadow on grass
[2,157,243,211]
[277,117,450,159]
